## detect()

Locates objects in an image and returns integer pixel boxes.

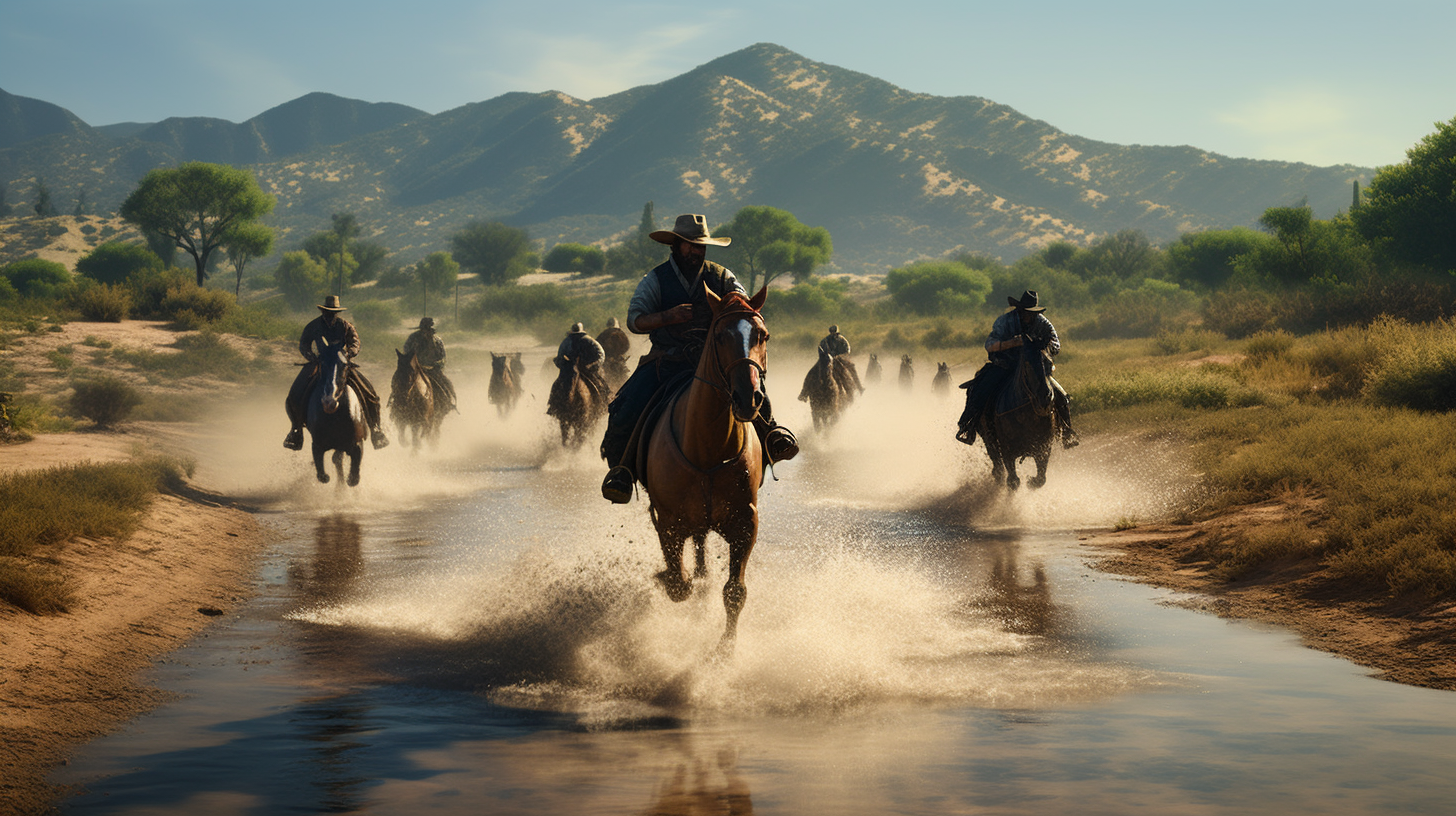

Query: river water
[55,360,1456,814]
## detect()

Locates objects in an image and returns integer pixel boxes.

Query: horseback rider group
[556,321,610,400]
[599,213,800,504]
[957,290,1079,449]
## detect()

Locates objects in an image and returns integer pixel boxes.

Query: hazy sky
[3,0,1452,168]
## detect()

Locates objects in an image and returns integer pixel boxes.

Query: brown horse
[546,355,607,447]
[975,344,1058,490]
[798,347,858,431]
[488,352,525,418]
[306,341,369,486]
[642,286,769,653]
[389,349,441,450]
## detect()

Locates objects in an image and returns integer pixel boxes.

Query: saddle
[622,370,695,492]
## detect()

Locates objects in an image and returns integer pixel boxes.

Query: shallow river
[55,368,1456,814]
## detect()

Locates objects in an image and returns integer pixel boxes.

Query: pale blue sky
[2,0,1451,168]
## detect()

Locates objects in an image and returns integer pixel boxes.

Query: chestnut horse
[643,286,769,653]
[306,341,369,486]
[546,355,607,447]
[488,352,525,418]
[389,348,440,450]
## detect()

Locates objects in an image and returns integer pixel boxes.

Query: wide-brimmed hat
[569,322,585,334]
[318,295,346,312]
[418,316,435,329]
[650,214,732,247]
[605,317,620,329]
[1007,290,1046,313]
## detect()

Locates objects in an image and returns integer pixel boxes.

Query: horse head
[704,285,769,423]
[317,342,350,414]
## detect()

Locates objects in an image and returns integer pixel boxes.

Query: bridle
[693,298,768,410]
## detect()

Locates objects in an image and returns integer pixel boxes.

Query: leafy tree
[1353,117,1456,272]
[119,162,275,287]
[350,240,389,282]
[327,213,359,295]
[273,251,332,310]
[2,258,70,298]
[75,242,165,286]
[543,242,606,275]
[1166,228,1279,289]
[1250,205,1372,286]
[604,202,661,279]
[883,261,992,315]
[414,251,459,294]
[1040,241,1080,269]
[716,205,833,293]
[451,221,536,285]
[221,222,275,296]
[1084,229,1159,280]
[32,177,56,217]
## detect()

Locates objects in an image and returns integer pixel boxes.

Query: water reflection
[641,743,754,816]
[291,514,363,603]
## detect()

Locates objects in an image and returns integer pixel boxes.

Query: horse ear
[703,283,722,313]
[748,286,767,312]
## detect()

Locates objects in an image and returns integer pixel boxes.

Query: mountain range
[0,43,1370,274]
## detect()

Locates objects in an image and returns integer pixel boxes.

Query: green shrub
[2,258,71,299]
[883,261,992,316]
[73,282,132,322]
[75,242,164,285]
[464,283,574,326]
[349,300,400,331]
[1078,368,1268,411]
[1203,288,1277,338]
[1363,333,1456,411]
[160,285,235,325]
[1243,330,1295,362]
[69,375,143,427]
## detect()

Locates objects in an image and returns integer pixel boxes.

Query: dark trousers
[958,363,1012,430]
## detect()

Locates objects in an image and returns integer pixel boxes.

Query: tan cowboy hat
[650,213,732,247]
[1007,290,1046,313]
[318,295,346,312]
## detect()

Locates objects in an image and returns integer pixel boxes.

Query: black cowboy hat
[1007,290,1046,313]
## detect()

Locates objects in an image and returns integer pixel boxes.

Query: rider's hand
[662,303,694,325]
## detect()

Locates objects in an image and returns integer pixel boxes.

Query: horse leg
[692,533,708,580]
[1028,452,1049,489]
[981,426,1005,486]
[653,522,693,603]
[313,443,330,484]
[1004,454,1021,491]
[717,512,758,655]
[332,450,346,485]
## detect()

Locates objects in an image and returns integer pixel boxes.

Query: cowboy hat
[318,295,346,312]
[1007,290,1046,313]
[650,213,732,247]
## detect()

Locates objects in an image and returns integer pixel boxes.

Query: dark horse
[798,347,859,431]
[899,354,915,392]
[865,352,882,385]
[307,341,369,486]
[546,355,607,447]
[389,349,441,450]
[643,286,770,653]
[488,352,525,418]
[972,343,1057,490]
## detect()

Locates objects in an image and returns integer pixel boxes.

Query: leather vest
[647,259,733,360]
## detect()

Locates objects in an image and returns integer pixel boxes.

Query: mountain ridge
[0,44,1368,273]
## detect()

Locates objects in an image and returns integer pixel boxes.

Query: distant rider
[403,316,457,412]
[557,321,609,398]
[818,323,863,394]
[956,290,1078,448]
[283,295,390,451]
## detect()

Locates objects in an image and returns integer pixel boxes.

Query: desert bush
[160,284,235,325]
[1362,329,1456,411]
[1203,288,1277,338]
[883,261,992,315]
[1078,279,1200,339]
[73,282,132,322]
[75,242,164,285]
[1078,367,1268,411]
[1199,521,1328,581]
[0,556,75,614]
[1151,328,1222,356]
[1242,330,1295,362]
[349,300,400,331]
[69,375,143,427]
[2,258,71,299]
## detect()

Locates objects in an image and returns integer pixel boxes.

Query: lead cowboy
[282,295,390,451]
[599,213,799,503]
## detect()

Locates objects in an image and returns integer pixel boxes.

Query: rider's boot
[283,427,304,450]
[601,465,633,504]
[371,425,390,450]
[764,423,799,462]
[1055,395,1080,449]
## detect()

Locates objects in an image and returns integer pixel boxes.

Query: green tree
[221,222,275,297]
[1166,228,1280,289]
[75,242,166,286]
[604,202,661,279]
[543,242,607,275]
[883,261,992,315]
[119,162,275,287]
[716,205,833,293]
[451,221,536,285]
[1353,117,1456,272]
[73,185,88,217]
[273,251,332,310]
[32,177,56,217]
[1084,229,1159,280]
[414,251,459,294]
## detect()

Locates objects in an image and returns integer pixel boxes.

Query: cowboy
[556,322,609,395]
[596,317,631,361]
[599,213,799,503]
[283,295,390,451]
[956,290,1079,448]
[403,316,456,412]
[819,325,851,356]
[817,324,864,394]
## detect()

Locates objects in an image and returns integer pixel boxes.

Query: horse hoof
[655,570,692,602]
[348,473,360,487]
[317,472,330,484]
[1006,477,1020,490]
[1029,475,1046,489]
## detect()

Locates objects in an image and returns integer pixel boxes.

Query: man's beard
[672,246,705,278]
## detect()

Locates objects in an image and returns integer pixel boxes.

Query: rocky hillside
[0,44,1369,273]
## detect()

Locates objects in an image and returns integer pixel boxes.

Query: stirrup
[955,427,975,446]
[765,425,799,462]
[1062,430,1080,449]
[372,429,390,450]
[602,466,633,504]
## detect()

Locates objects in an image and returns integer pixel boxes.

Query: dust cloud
[197,345,1188,725]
